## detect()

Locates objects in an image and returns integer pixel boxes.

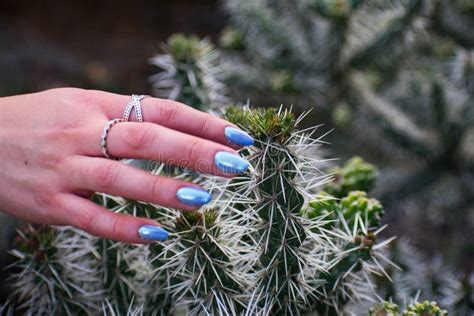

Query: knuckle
[111,215,123,240]
[94,163,120,189]
[47,122,82,144]
[150,176,165,201]
[184,139,201,166]
[197,115,211,133]
[76,209,96,232]
[74,89,99,107]
[34,185,58,207]
[156,99,180,123]
[38,151,69,171]
[125,124,156,150]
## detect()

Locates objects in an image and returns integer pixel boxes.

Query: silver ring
[123,95,149,122]
[101,119,123,160]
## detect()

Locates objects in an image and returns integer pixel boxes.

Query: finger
[67,156,212,210]
[88,90,254,147]
[55,194,169,243]
[92,121,249,176]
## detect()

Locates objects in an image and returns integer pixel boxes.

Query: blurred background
[0,0,473,311]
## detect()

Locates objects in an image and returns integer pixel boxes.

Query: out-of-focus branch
[348,71,438,156]
[347,0,424,70]
[432,0,474,48]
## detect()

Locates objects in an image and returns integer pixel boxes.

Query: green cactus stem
[323,156,378,198]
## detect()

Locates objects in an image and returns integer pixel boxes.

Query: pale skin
[0,88,243,243]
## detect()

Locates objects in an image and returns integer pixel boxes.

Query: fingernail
[138,225,169,241]
[225,127,254,146]
[176,187,212,206]
[215,151,249,174]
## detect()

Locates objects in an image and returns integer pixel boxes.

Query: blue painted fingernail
[215,151,249,174]
[225,127,254,146]
[176,187,212,206]
[138,225,169,241]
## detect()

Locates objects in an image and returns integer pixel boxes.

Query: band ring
[123,95,149,122]
[101,119,123,160]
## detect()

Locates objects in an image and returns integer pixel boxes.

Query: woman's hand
[0,88,253,243]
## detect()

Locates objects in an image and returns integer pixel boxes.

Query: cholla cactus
[149,34,228,111]
[93,194,169,315]
[403,300,448,316]
[375,238,473,315]
[223,106,334,314]
[153,207,247,315]
[222,107,396,314]
[323,156,378,198]
[3,32,467,316]
[370,301,400,316]
[370,300,447,316]
[303,190,384,231]
[221,0,474,242]
[5,225,104,315]
[303,190,393,314]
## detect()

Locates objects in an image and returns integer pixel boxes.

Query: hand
[0,88,253,243]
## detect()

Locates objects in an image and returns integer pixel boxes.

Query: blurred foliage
[220,0,474,284]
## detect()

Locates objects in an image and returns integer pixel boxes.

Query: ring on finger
[122,95,149,122]
[101,118,123,160]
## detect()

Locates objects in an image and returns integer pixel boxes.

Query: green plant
[2,34,457,316]
[149,34,228,111]
[220,0,474,244]
[371,300,447,316]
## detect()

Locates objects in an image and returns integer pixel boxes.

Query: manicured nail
[225,127,254,146]
[138,225,169,241]
[176,187,212,206]
[215,151,249,174]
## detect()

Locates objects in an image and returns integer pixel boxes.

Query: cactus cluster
[4,225,103,315]
[220,0,474,271]
[2,33,463,315]
[370,300,448,316]
[155,208,247,315]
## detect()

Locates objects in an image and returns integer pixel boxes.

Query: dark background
[0,0,227,96]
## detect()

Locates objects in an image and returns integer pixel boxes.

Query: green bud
[167,33,212,63]
[332,102,352,127]
[219,26,245,51]
[369,301,400,316]
[303,192,339,228]
[340,191,384,228]
[402,300,447,316]
[174,209,218,233]
[224,107,297,143]
[324,156,378,198]
[270,70,297,93]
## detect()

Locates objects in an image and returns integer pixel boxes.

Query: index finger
[90,90,254,148]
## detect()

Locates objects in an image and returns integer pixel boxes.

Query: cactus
[220,1,474,266]
[2,34,459,316]
[403,300,448,316]
[374,239,473,315]
[370,301,400,316]
[5,225,104,315]
[224,106,332,314]
[153,207,247,315]
[370,300,447,316]
[149,34,228,111]
[323,156,378,198]
[303,190,384,230]
[222,107,395,315]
